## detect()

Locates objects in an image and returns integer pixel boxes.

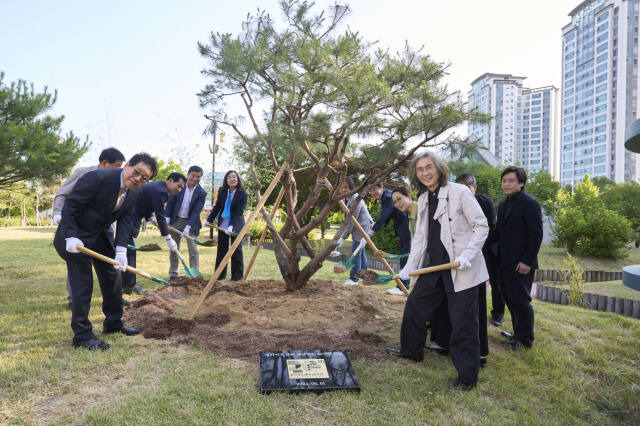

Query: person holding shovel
[52,147,125,310]
[53,153,157,351]
[122,172,187,292]
[335,177,373,286]
[166,166,207,280]
[205,170,247,281]
[367,182,411,295]
[385,151,489,391]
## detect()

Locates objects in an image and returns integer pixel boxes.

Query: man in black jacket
[368,183,411,294]
[122,172,186,293]
[494,166,543,350]
[53,153,157,350]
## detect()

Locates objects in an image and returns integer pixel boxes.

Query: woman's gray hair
[409,151,450,194]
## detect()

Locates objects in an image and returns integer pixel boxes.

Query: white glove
[455,255,472,270]
[329,250,341,257]
[165,217,170,225]
[114,246,128,271]
[227,225,233,234]
[52,214,61,226]
[204,220,211,227]
[65,237,84,253]
[398,266,412,281]
[149,214,158,226]
[367,228,375,237]
[182,225,191,236]
[337,237,344,247]
[165,234,177,251]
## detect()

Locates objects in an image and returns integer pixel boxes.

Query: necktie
[114,188,126,212]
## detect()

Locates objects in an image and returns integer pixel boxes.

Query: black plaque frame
[259,350,361,394]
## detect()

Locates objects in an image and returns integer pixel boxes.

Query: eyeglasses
[131,167,151,183]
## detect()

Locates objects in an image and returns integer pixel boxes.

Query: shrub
[559,252,585,307]
[552,175,633,258]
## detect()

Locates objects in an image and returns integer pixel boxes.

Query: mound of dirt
[123,279,406,361]
[138,243,161,251]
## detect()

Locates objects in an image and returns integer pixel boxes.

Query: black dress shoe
[425,345,449,356]
[500,330,514,338]
[480,357,487,368]
[451,378,476,391]
[103,325,141,336]
[490,318,503,327]
[72,337,110,351]
[122,298,132,307]
[501,339,517,345]
[385,347,423,362]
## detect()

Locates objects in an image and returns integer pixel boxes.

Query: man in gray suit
[52,148,126,309]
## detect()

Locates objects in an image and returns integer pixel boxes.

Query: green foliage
[0,72,89,189]
[153,157,185,182]
[552,175,633,258]
[559,252,585,308]
[367,200,400,254]
[448,161,503,206]
[591,176,615,191]
[600,182,640,238]
[526,170,562,216]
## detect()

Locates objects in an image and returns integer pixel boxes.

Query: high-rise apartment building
[561,0,640,185]
[467,73,559,176]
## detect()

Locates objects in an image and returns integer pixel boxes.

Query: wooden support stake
[337,199,409,296]
[243,186,285,280]
[188,163,288,319]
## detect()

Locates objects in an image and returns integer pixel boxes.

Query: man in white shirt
[165,165,207,279]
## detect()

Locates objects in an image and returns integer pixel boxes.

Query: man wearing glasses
[54,153,157,351]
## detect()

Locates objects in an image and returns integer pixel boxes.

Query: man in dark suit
[494,166,543,350]
[122,172,186,292]
[367,182,412,294]
[53,153,157,350]
[165,166,207,279]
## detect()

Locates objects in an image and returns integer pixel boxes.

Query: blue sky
[1,0,577,170]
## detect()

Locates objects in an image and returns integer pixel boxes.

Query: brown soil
[138,243,162,251]
[356,269,382,282]
[169,276,207,286]
[123,279,406,361]
[333,264,348,273]
[198,239,217,246]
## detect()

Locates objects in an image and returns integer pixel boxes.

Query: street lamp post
[205,115,217,239]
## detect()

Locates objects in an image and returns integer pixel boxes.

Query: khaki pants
[168,217,200,277]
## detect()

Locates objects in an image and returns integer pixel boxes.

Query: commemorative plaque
[259,350,360,394]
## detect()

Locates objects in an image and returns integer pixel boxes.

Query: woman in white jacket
[385,151,489,391]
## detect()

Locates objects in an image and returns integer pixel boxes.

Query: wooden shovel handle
[407,262,460,277]
[168,225,195,243]
[76,245,153,281]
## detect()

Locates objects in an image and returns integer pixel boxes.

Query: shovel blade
[181,267,202,278]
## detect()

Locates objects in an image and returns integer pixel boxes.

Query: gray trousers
[169,217,199,277]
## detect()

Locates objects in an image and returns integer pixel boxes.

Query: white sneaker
[385,287,404,295]
[343,279,359,286]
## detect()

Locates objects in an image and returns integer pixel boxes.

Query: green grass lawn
[1,227,639,424]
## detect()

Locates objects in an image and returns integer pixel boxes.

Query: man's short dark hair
[167,172,187,183]
[99,147,125,164]
[455,173,476,186]
[188,165,203,175]
[373,181,383,188]
[129,152,158,179]
[501,166,527,188]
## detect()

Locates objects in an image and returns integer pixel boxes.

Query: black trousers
[121,237,137,289]
[500,269,535,346]
[400,275,480,384]
[398,238,411,290]
[485,251,505,320]
[430,283,489,358]
[56,234,123,340]
[216,231,244,281]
